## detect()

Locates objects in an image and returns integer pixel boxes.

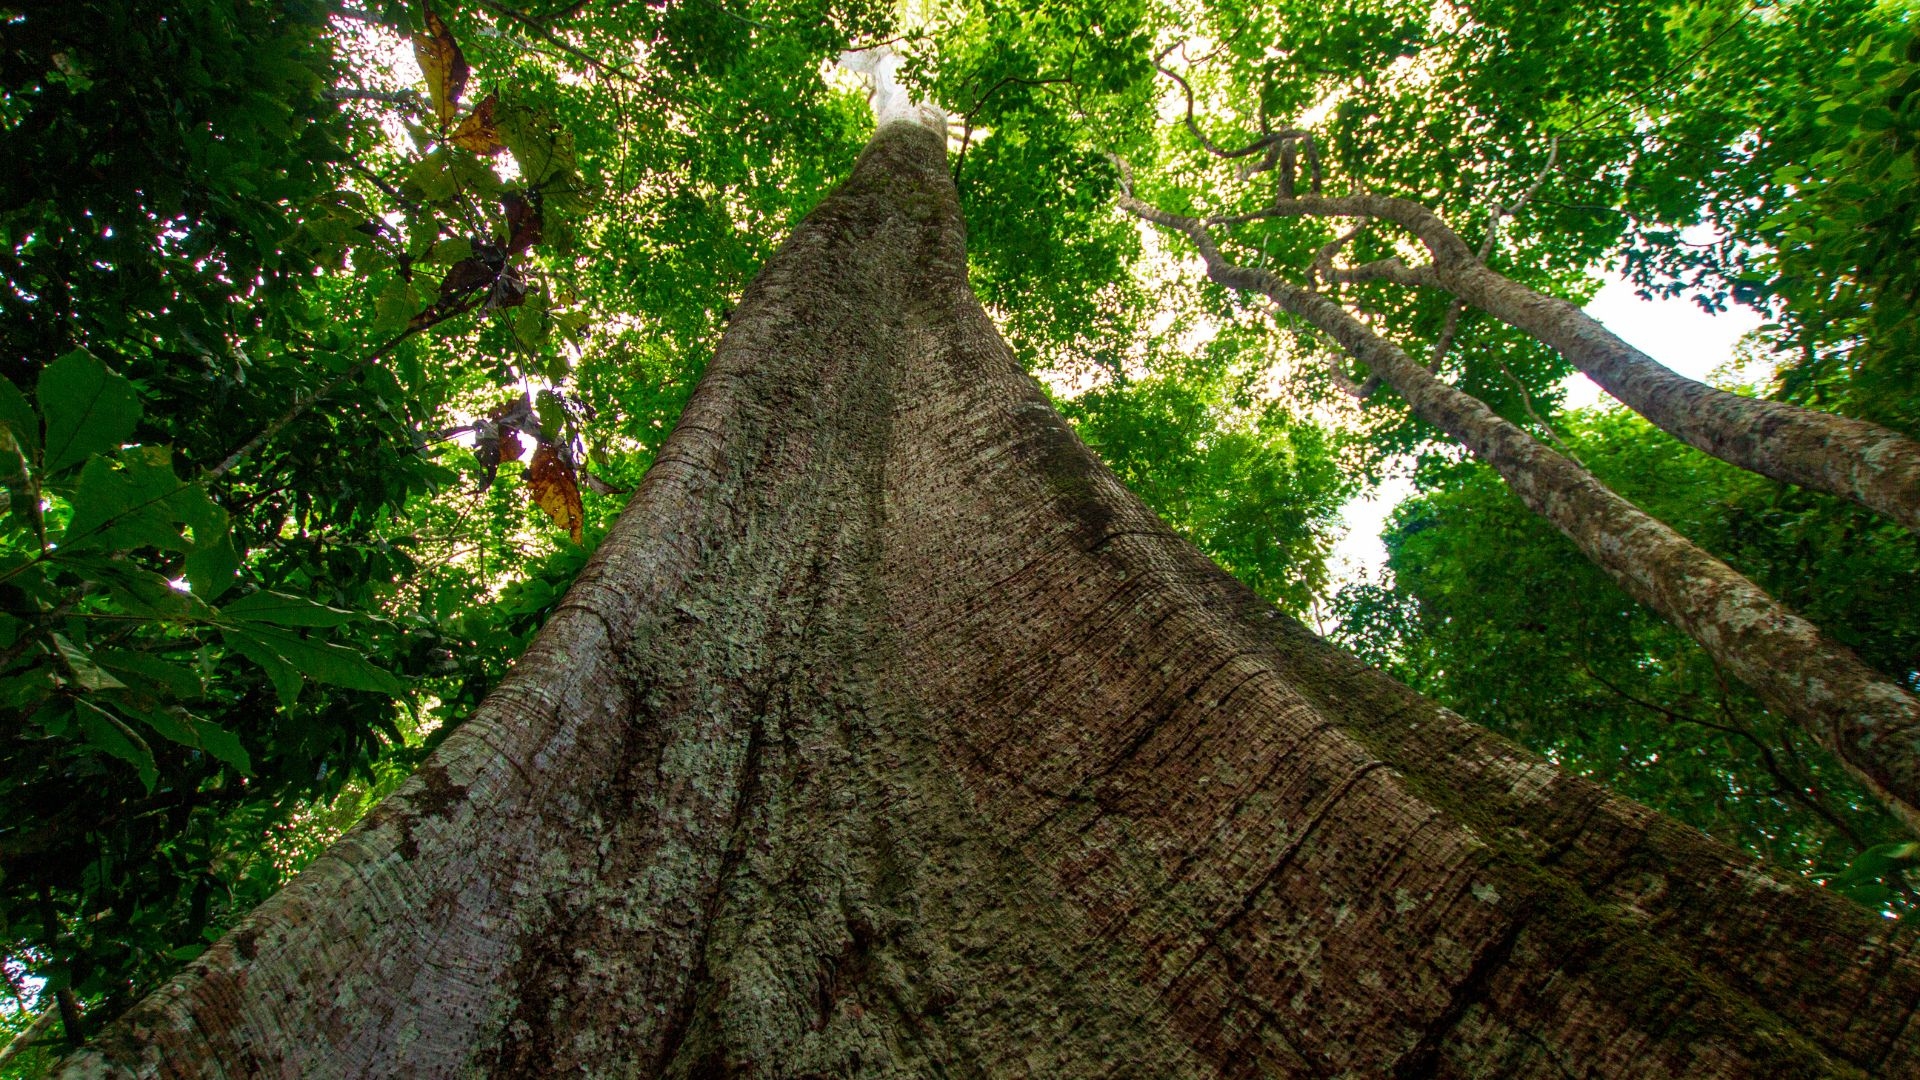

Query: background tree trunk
[1121,184,1920,840]
[60,122,1920,1079]
[1260,192,1920,531]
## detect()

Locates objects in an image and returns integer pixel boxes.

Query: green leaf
[553,310,592,344]
[514,296,546,351]
[95,649,205,700]
[51,634,126,692]
[222,624,405,704]
[61,447,196,553]
[410,151,458,202]
[76,558,215,621]
[0,375,37,461]
[1838,841,1920,884]
[535,389,566,442]
[38,349,141,475]
[127,704,200,748]
[220,626,304,709]
[126,704,251,774]
[185,533,240,601]
[425,237,473,264]
[374,277,419,335]
[0,421,28,486]
[496,100,578,187]
[74,699,157,792]
[190,717,252,774]
[221,590,362,627]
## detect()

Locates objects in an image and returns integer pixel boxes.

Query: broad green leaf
[496,100,578,187]
[185,533,240,601]
[96,649,205,700]
[534,389,566,442]
[220,626,304,708]
[0,422,27,485]
[189,717,252,774]
[74,699,157,792]
[375,277,420,335]
[425,237,473,265]
[38,349,141,475]
[1840,841,1920,884]
[51,633,126,692]
[221,590,362,627]
[124,705,248,773]
[77,558,214,621]
[222,624,405,701]
[0,375,37,462]
[514,298,545,351]
[410,152,458,202]
[61,447,194,553]
[127,704,200,749]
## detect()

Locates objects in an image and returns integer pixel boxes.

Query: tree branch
[1108,157,1920,838]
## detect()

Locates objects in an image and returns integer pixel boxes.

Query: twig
[1309,222,1369,290]
[1493,352,1582,465]
[325,88,429,113]
[205,332,413,483]
[472,0,634,80]
[1580,655,1867,851]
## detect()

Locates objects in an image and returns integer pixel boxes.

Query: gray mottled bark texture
[59,122,1920,1079]
[1247,193,1920,531]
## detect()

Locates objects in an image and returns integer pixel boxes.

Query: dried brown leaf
[436,254,498,303]
[503,191,544,254]
[451,91,504,154]
[472,420,502,492]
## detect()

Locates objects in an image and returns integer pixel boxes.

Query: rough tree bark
[1233,192,1920,532]
[59,121,1920,1079]
[1118,178,1920,838]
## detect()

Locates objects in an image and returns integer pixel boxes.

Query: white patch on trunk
[838,46,947,131]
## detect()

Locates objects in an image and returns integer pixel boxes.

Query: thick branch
[1317,257,1439,289]
[1232,192,1920,530]
[1115,175,1920,838]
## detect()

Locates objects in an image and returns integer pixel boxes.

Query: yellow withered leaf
[413,3,468,129]
[527,443,584,544]
[451,91,504,154]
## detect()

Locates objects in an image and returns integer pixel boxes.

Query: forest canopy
[1,0,1917,1067]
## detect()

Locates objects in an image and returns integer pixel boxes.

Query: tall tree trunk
[1120,184,1920,841]
[1249,192,1920,531]
[60,122,1920,1079]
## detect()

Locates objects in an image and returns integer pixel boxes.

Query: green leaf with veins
[221,590,364,627]
[38,349,141,475]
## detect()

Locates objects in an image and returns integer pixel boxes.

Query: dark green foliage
[0,0,888,1054]
[1334,408,1920,910]
[1764,23,1920,434]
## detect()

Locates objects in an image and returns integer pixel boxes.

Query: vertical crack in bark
[653,687,775,1076]
[1390,915,1527,1079]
